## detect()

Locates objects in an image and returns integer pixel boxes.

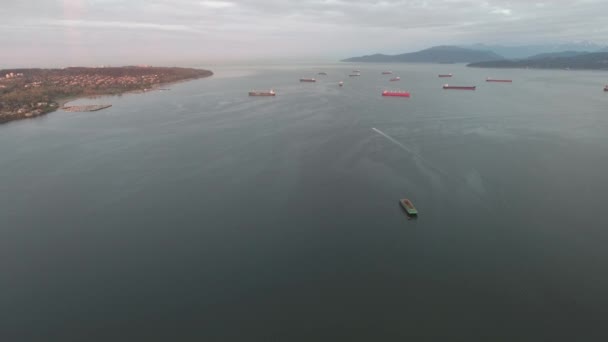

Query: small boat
[318,72,327,75]
[382,71,393,75]
[249,89,276,96]
[604,85,608,92]
[390,77,401,82]
[382,90,410,97]
[443,84,476,90]
[438,74,453,78]
[486,78,512,83]
[339,81,344,87]
[300,78,316,82]
[349,73,361,77]
[400,199,418,216]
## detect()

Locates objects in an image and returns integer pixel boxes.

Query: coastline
[0,69,213,125]
[58,74,213,108]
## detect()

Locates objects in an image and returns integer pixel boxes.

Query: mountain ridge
[463,42,607,59]
[467,52,608,70]
[342,46,504,64]
[526,51,591,60]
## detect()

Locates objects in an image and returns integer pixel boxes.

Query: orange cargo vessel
[382,90,410,97]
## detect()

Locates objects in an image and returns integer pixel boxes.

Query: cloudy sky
[2,0,607,67]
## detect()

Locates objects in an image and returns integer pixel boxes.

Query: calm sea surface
[2,63,608,341]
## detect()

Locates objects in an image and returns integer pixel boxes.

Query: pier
[61,105,112,112]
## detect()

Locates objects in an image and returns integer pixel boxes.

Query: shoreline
[1,69,213,125]
[58,74,212,108]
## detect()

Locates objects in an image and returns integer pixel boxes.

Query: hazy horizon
[2,0,608,68]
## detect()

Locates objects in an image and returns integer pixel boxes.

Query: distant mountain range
[526,51,591,60]
[342,43,608,70]
[342,46,504,64]
[462,42,607,59]
[468,52,608,70]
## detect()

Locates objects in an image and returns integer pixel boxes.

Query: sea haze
[1,63,608,341]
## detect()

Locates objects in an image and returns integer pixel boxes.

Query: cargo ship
[349,73,361,77]
[443,84,476,90]
[318,72,327,75]
[300,78,316,82]
[400,199,418,216]
[438,73,453,77]
[249,89,275,96]
[353,69,361,73]
[486,78,512,82]
[382,90,410,97]
[390,77,401,81]
[382,71,393,75]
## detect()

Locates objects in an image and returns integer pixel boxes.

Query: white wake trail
[371,128,413,154]
[371,127,448,177]
[371,127,493,210]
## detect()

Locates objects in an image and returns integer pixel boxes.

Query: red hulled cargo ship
[382,90,411,97]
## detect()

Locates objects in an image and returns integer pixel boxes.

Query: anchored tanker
[486,78,512,83]
[382,90,410,97]
[443,84,476,90]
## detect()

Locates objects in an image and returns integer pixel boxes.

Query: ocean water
[1,63,608,341]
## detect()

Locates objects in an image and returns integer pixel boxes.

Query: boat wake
[371,128,448,175]
[372,128,415,155]
[372,127,493,210]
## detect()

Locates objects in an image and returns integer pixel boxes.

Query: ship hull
[443,85,476,90]
[249,93,275,96]
[400,199,418,216]
[382,91,410,97]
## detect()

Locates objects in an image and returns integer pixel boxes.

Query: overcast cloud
[1,0,608,67]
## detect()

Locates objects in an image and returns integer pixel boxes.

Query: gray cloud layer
[1,0,607,66]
